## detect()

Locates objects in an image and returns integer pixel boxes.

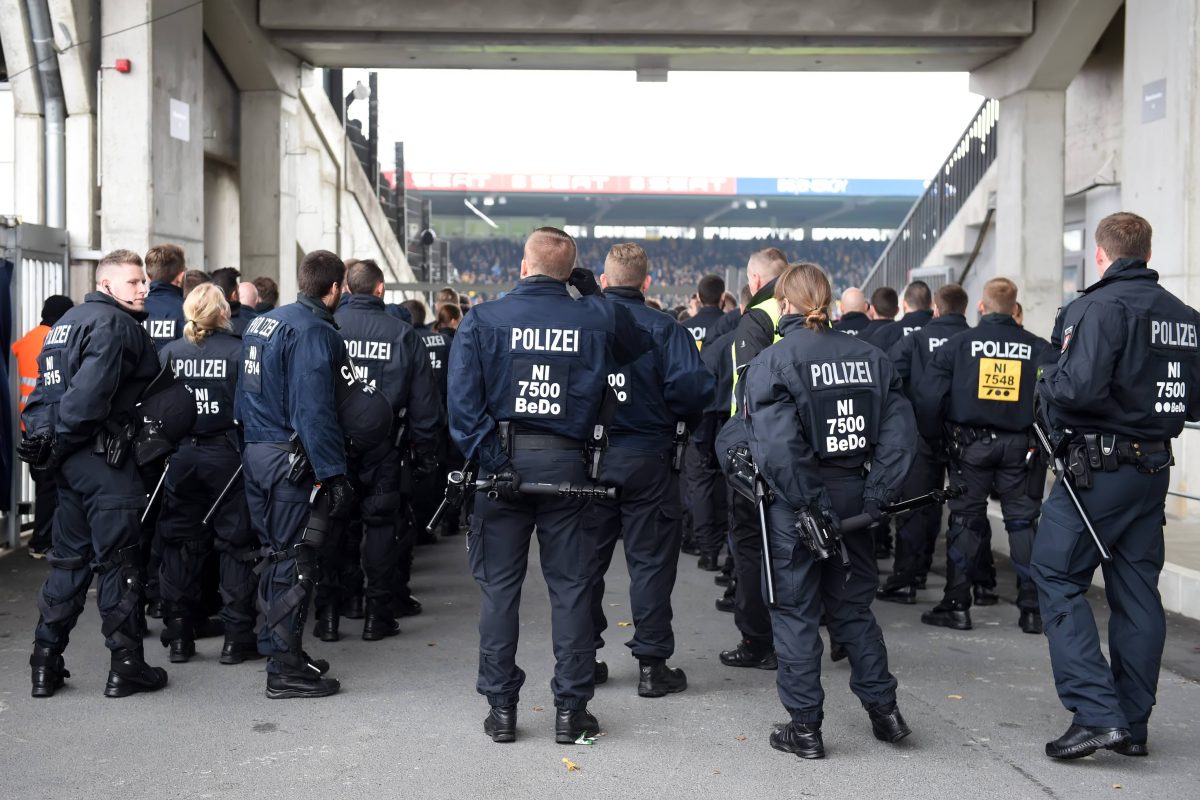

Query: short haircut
[144,244,186,283]
[96,249,144,282]
[933,283,968,316]
[436,302,462,330]
[748,246,788,281]
[903,280,932,311]
[720,291,738,311]
[253,276,279,307]
[435,286,458,305]
[524,227,577,280]
[739,285,753,307]
[645,298,663,311]
[347,259,385,295]
[604,243,649,288]
[697,274,725,306]
[209,267,240,300]
[870,286,899,319]
[1095,212,1152,261]
[982,277,1019,315]
[298,250,345,298]
[182,269,212,297]
[401,299,426,327]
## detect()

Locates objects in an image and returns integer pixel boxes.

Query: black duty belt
[819,464,865,479]
[186,432,235,447]
[1112,439,1168,463]
[510,432,584,451]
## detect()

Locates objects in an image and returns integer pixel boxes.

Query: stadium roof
[387,171,923,229]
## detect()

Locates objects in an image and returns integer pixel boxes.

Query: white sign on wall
[169,98,190,142]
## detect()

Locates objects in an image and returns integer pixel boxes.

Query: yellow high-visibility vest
[730,297,783,415]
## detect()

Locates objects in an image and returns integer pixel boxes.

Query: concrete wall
[1064,15,1123,198]
[203,158,240,270]
[0,86,14,216]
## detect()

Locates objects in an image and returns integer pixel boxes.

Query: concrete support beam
[239,90,298,300]
[100,0,204,263]
[49,0,99,249]
[204,0,299,95]
[994,90,1065,339]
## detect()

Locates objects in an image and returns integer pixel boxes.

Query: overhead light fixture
[745,200,758,210]
[482,197,495,206]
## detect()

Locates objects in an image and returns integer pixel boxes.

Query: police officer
[859,286,899,343]
[448,227,652,744]
[156,284,260,664]
[833,287,871,336]
[20,249,169,698]
[324,259,442,640]
[586,244,714,696]
[720,247,788,670]
[733,262,916,759]
[865,281,933,353]
[412,293,456,541]
[143,244,188,352]
[680,274,728,570]
[877,283,971,603]
[1034,213,1200,759]
[209,267,259,335]
[914,278,1053,633]
[238,250,391,699]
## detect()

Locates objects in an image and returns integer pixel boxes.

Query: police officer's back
[865,281,933,353]
[20,249,169,698]
[447,227,653,744]
[833,287,871,336]
[209,266,258,336]
[1033,212,1200,759]
[858,286,900,347]
[143,244,188,352]
[683,274,726,350]
[914,278,1052,633]
[586,244,714,698]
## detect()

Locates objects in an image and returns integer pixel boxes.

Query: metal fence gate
[2,222,70,549]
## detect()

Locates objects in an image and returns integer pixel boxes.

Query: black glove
[413,446,439,481]
[863,497,886,523]
[17,434,53,468]
[489,466,522,503]
[567,267,601,297]
[324,474,359,520]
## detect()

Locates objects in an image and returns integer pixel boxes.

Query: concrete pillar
[99,0,203,263]
[994,89,1066,338]
[239,90,299,301]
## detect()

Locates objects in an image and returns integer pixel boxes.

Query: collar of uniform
[1085,257,1158,293]
[341,293,385,312]
[978,312,1017,327]
[901,309,933,325]
[749,279,778,307]
[512,275,570,295]
[779,314,812,336]
[85,290,149,321]
[929,312,966,327]
[229,300,243,316]
[295,293,339,327]
[148,281,182,298]
[840,310,868,323]
[603,286,645,303]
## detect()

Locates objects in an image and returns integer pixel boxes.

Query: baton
[476,478,618,500]
[202,464,243,528]
[141,461,170,524]
[756,477,777,607]
[1032,420,1112,562]
[837,485,964,534]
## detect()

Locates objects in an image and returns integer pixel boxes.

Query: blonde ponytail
[775,262,833,331]
[183,283,232,344]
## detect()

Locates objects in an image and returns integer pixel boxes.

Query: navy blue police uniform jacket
[1039,258,1200,440]
[863,309,933,353]
[603,287,715,449]
[236,295,350,481]
[23,292,161,452]
[834,311,871,336]
[447,275,653,473]
[143,281,185,352]
[159,331,242,436]
[228,301,258,337]
[334,293,444,452]
[741,315,916,512]
[683,306,725,350]
[887,312,970,404]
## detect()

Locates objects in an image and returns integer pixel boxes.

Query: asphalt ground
[0,534,1197,800]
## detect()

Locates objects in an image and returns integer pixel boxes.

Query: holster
[96,421,136,468]
[285,435,315,486]
[1083,433,1119,473]
[1066,442,1094,490]
[1024,432,1048,499]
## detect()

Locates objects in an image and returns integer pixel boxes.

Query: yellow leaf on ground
[563,758,579,772]
[735,736,747,741]
[947,694,963,700]
[617,621,633,628]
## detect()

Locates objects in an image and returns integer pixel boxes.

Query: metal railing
[1168,422,1200,503]
[863,98,999,295]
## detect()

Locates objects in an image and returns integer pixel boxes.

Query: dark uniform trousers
[890,437,945,584]
[767,473,898,723]
[244,443,318,673]
[35,449,148,653]
[321,439,403,609]
[29,470,57,551]
[945,430,1040,610]
[1031,461,1170,741]
[586,447,681,660]
[469,448,598,710]
[157,439,258,643]
[732,493,774,647]
[684,421,729,560]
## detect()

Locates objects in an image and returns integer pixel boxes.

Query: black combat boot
[1019,609,1043,634]
[973,585,999,606]
[1045,724,1130,759]
[104,648,169,698]
[715,579,736,613]
[876,582,918,605]
[719,639,777,669]
[219,637,263,665]
[1112,738,1149,757]
[697,554,720,571]
[266,670,340,699]
[313,605,340,642]
[638,659,687,697]
[341,594,365,620]
[594,660,609,686]
[160,612,196,664]
[362,599,401,641]
[393,594,423,618]
[921,601,972,630]
[555,707,600,744]
[484,705,517,743]
[770,722,824,759]
[868,702,912,742]
[829,641,848,662]
[30,645,69,698]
